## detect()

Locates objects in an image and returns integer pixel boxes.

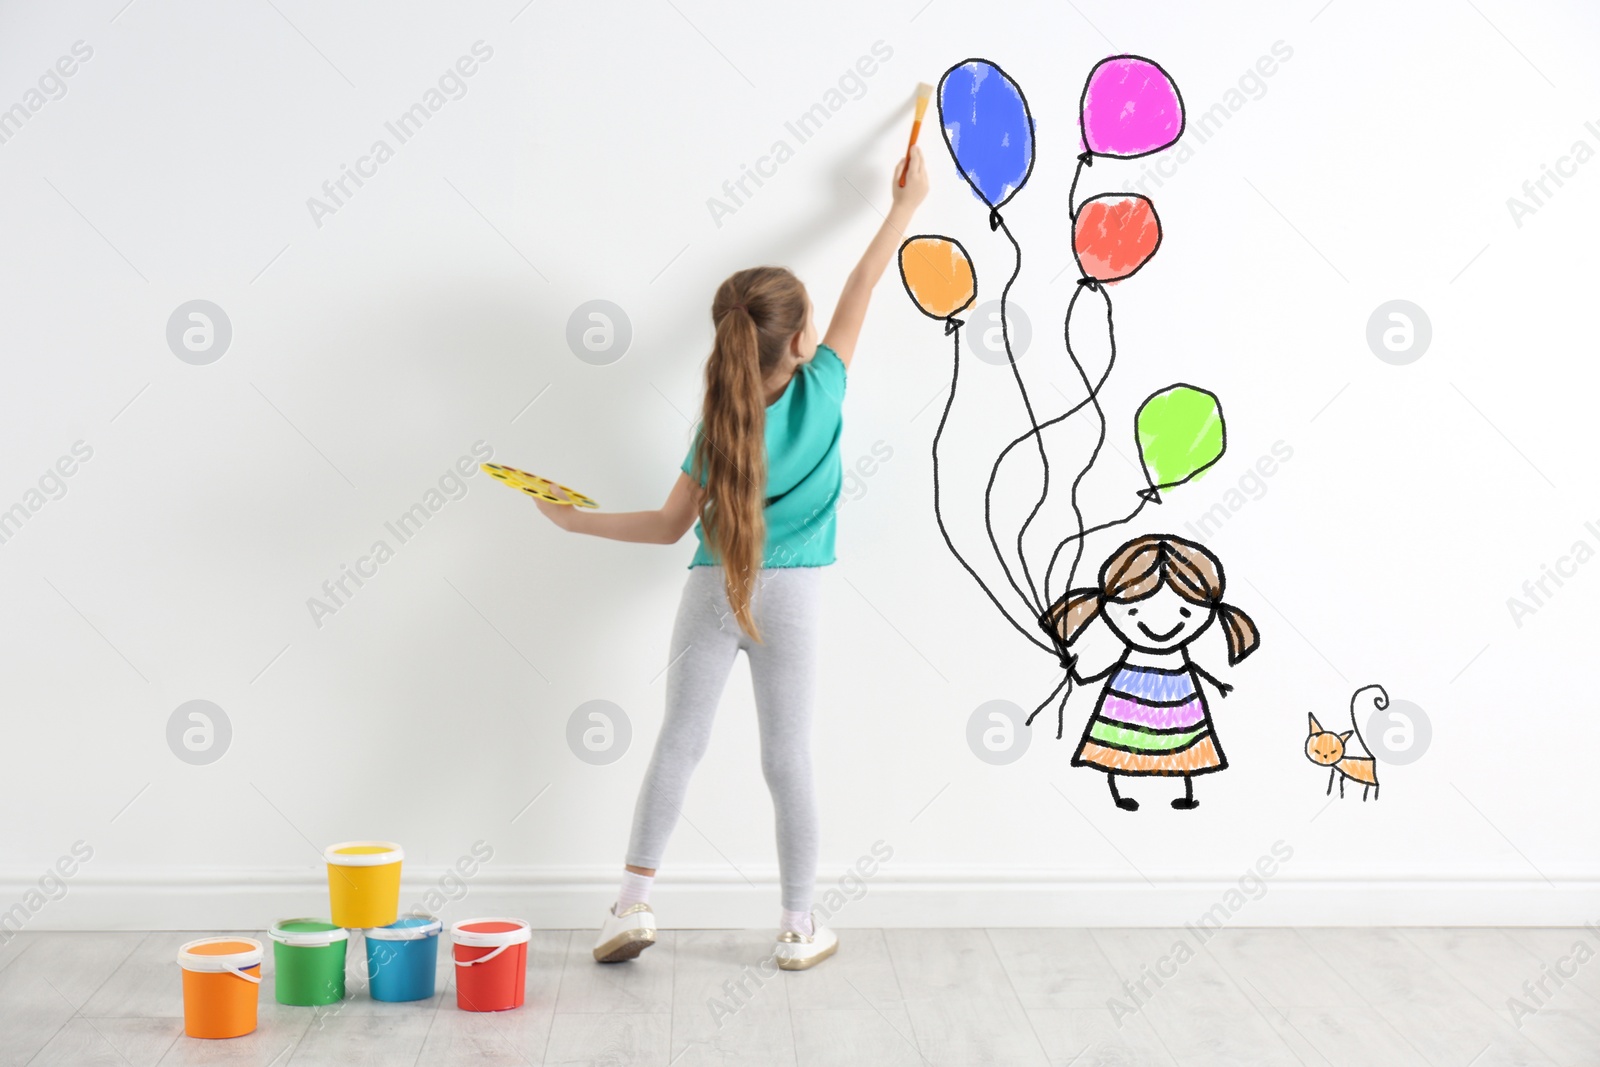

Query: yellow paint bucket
[324,840,403,929]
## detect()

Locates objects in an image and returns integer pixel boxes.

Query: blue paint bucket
[365,915,442,1002]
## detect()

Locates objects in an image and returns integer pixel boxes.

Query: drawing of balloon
[1135,384,1226,497]
[899,235,977,322]
[1074,193,1162,283]
[1080,55,1185,159]
[938,59,1035,210]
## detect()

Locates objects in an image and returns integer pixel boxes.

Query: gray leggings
[626,565,822,912]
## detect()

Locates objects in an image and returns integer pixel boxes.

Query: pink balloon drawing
[1080,55,1185,159]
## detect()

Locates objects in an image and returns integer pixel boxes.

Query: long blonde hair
[692,266,809,640]
[1046,535,1260,665]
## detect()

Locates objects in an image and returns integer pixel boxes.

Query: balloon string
[1043,282,1119,609]
[1068,152,1092,221]
[1042,495,1150,595]
[1054,669,1073,740]
[1029,671,1071,731]
[983,214,1052,616]
[1012,280,1120,736]
[1022,655,1075,739]
[981,327,1116,597]
[1013,278,1107,623]
[963,228,1120,735]
[931,321,1055,654]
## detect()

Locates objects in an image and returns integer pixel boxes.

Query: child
[535,147,929,970]
[1046,534,1259,811]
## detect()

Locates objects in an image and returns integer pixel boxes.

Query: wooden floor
[0,927,1595,1065]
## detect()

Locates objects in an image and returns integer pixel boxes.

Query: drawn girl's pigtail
[1047,588,1104,647]
[1216,602,1260,665]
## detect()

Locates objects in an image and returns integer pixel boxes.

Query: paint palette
[481,464,598,508]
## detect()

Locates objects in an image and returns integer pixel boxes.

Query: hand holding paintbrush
[899,82,934,188]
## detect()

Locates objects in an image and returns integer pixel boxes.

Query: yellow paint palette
[481,463,598,508]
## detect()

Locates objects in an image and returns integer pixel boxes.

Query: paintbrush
[899,82,934,188]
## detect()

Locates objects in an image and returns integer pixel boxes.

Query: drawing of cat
[1305,684,1387,801]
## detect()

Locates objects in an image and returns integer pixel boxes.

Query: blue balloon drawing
[937,59,1035,210]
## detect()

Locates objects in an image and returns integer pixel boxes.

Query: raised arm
[535,470,701,545]
[822,146,929,368]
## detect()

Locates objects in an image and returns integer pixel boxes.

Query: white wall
[2,0,1597,931]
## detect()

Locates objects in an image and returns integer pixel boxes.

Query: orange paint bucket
[177,937,263,1039]
[324,840,403,929]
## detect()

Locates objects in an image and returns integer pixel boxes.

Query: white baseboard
[4,865,1598,933]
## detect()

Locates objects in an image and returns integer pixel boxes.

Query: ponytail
[697,308,767,639]
[694,267,810,641]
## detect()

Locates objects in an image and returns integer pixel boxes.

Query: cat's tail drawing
[1348,684,1388,756]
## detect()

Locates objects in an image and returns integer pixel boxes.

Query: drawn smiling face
[1100,583,1215,654]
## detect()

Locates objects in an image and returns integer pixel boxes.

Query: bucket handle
[231,967,262,985]
[455,943,509,967]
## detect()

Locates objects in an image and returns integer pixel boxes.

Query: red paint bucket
[450,918,529,1012]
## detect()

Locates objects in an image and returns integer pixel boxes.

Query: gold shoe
[774,916,839,971]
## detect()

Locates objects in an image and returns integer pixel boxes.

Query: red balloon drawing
[1073,194,1162,283]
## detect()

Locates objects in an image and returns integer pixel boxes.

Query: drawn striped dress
[1071,661,1226,776]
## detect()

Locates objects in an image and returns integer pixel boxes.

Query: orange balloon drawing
[899,236,976,320]
[1073,194,1162,283]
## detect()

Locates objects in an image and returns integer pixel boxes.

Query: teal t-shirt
[681,343,845,569]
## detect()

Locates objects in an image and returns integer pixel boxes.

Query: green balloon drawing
[1135,384,1226,500]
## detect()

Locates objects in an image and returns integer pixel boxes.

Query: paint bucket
[451,918,530,1012]
[177,937,262,1039]
[366,915,442,1003]
[324,841,403,929]
[269,919,348,1006]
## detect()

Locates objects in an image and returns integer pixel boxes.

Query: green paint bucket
[269,919,348,1006]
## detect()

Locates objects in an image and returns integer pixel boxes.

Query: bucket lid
[178,936,263,972]
[450,918,531,948]
[270,919,349,947]
[324,840,404,867]
[367,915,443,941]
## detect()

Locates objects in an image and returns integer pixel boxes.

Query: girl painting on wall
[533,149,930,970]
[1046,535,1260,811]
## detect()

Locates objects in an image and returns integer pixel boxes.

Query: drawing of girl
[1044,535,1260,811]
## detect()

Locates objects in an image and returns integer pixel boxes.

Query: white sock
[780,909,813,936]
[616,870,653,911]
